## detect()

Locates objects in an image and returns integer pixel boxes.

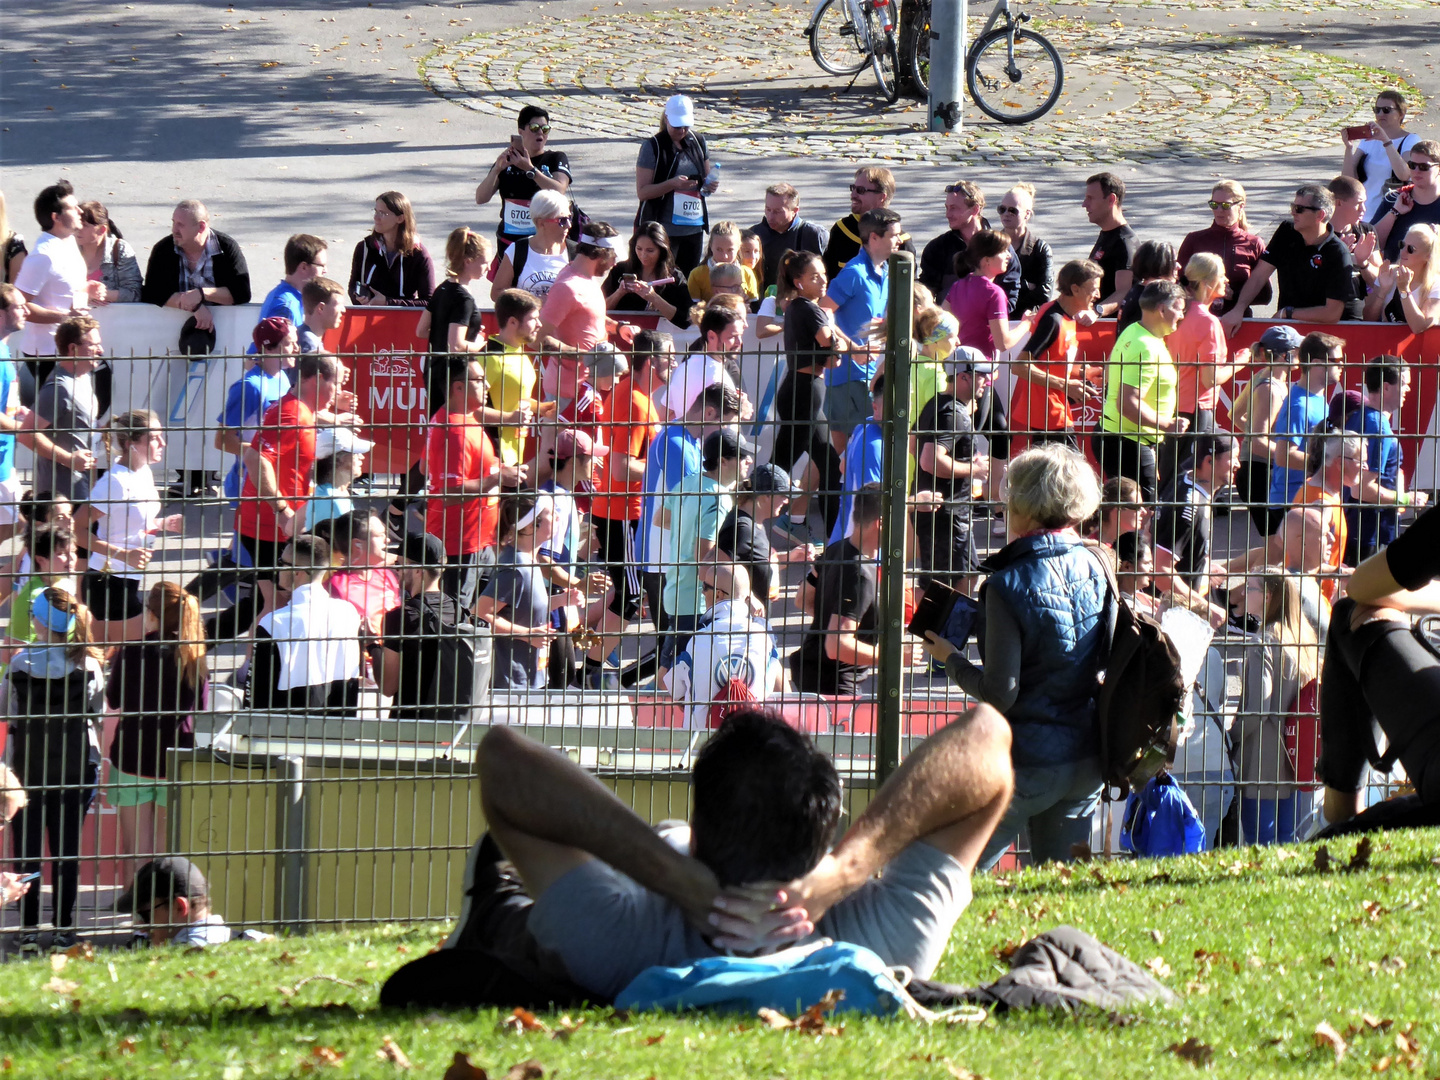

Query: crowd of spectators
[2,87,1440,950]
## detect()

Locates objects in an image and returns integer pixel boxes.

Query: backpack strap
[511,237,530,283]
[1082,542,1122,660]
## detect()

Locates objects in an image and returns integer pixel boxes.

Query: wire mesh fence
[0,281,1434,945]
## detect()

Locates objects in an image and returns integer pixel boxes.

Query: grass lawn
[2,831,1438,1079]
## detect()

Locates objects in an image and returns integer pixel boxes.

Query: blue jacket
[980,532,1110,767]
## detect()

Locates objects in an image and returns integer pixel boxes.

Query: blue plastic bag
[1121,773,1207,856]
[614,939,913,1016]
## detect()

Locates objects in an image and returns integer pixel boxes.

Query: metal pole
[927,0,965,131]
[876,252,915,785]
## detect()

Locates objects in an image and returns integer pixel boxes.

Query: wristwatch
[524,169,536,179]
[1282,307,1295,320]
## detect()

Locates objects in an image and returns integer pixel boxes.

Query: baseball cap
[1257,324,1304,355]
[702,427,755,469]
[745,462,797,497]
[953,345,996,374]
[252,316,293,351]
[314,426,373,459]
[555,429,609,459]
[114,857,208,920]
[395,530,448,569]
[664,94,696,128]
[589,343,629,381]
[179,316,216,356]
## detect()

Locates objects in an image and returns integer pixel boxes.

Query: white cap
[315,426,374,459]
[664,94,695,128]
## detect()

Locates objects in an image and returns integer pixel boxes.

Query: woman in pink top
[943,229,1028,358]
[1160,251,1250,490]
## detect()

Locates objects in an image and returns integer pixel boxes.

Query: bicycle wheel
[867,7,901,103]
[809,0,869,76]
[966,26,1063,124]
[906,4,931,96]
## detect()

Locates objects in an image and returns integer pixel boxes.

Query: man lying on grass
[472,705,1014,1000]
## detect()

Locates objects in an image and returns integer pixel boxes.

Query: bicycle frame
[806,0,876,52]
[967,0,1014,61]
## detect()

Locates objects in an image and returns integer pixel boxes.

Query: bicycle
[906,0,1063,124]
[806,0,902,104]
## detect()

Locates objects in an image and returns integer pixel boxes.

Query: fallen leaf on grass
[644,1034,664,1045]
[943,1060,988,1080]
[297,1046,345,1072]
[1315,846,1334,873]
[1314,1021,1347,1061]
[376,1035,412,1069]
[500,1008,549,1034]
[757,990,845,1035]
[1347,836,1373,872]
[504,1062,545,1080]
[50,954,68,973]
[1145,957,1172,979]
[994,937,1029,961]
[1150,929,1165,945]
[42,977,79,995]
[273,951,299,965]
[1273,848,1298,861]
[443,1052,488,1080]
[116,1037,138,1055]
[1167,1037,1214,1066]
[551,1016,584,1042]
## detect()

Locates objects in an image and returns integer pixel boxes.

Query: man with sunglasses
[1372,140,1440,263]
[475,105,573,253]
[823,167,914,280]
[918,180,1019,308]
[1221,185,1359,337]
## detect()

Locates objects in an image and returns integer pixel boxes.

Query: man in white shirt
[660,302,745,421]
[13,180,94,403]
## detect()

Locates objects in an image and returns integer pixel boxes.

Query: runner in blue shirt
[829,375,887,546]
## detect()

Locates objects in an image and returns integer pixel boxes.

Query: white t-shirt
[87,461,161,579]
[1354,134,1420,208]
[659,353,725,420]
[666,600,779,731]
[13,232,88,356]
[506,245,570,300]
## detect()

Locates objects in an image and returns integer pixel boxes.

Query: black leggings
[1235,458,1284,537]
[1318,598,1440,805]
[1090,431,1157,503]
[12,783,92,929]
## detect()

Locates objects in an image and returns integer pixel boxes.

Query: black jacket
[140,230,252,307]
[349,235,437,308]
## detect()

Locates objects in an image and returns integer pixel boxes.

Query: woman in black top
[474,105,573,252]
[1115,239,1179,333]
[776,251,850,543]
[603,222,692,327]
[349,190,437,308]
[420,227,490,415]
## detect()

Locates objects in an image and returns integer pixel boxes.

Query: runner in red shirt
[426,356,512,610]
[237,352,340,622]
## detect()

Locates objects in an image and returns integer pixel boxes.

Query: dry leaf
[644,1035,664,1046]
[551,1016,584,1042]
[443,1052,488,1080]
[1314,846,1334,873]
[757,1007,793,1030]
[1150,929,1165,945]
[42,977,79,995]
[376,1035,412,1069]
[1347,836,1374,872]
[1057,865,1073,882]
[297,1046,345,1072]
[995,938,1028,962]
[943,1061,988,1080]
[500,1008,549,1034]
[1145,957,1172,979]
[116,1038,138,1055]
[1167,1037,1214,1066]
[50,954,68,973]
[274,951,299,965]
[1273,848,1298,861]
[1314,1021,1348,1061]
[503,1062,544,1080]
[1395,1028,1421,1055]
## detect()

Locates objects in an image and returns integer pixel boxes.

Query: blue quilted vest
[980,531,1109,767]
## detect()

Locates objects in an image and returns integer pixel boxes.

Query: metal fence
[0,276,1432,947]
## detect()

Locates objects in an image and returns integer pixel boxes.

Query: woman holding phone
[602,222,692,326]
[1341,89,1418,210]
[475,105,573,254]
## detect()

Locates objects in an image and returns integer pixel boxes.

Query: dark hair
[630,328,670,376]
[283,233,327,276]
[1364,354,1407,392]
[698,301,744,344]
[963,228,1010,272]
[445,354,480,395]
[1137,280,1186,312]
[870,372,885,398]
[78,200,122,240]
[1191,432,1237,467]
[619,221,678,282]
[34,180,75,232]
[1131,239,1176,282]
[325,509,383,556]
[373,190,418,255]
[497,493,538,546]
[574,220,619,260]
[858,207,901,245]
[296,352,339,384]
[28,521,75,563]
[690,709,842,887]
[1086,172,1125,206]
[1057,258,1103,297]
[1300,331,1344,366]
[17,489,65,527]
[315,449,359,487]
[853,481,883,526]
[517,104,550,129]
[777,249,824,307]
[495,288,541,329]
[1115,530,1151,568]
[55,315,99,354]
[286,534,333,575]
[692,381,742,422]
[1328,175,1365,203]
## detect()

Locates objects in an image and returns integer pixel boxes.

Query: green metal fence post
[876,252,915,785]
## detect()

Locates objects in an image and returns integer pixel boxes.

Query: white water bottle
[705,162,721,190]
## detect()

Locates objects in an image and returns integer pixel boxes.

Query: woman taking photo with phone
[475,105,573,254]
[603,222,692,326]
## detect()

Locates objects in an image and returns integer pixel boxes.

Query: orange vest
[1294,483,1345,602]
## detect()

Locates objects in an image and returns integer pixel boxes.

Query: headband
[31,591,76,636]
[921,312,960,347]
[580,233,623,251]
[515,495,555,533]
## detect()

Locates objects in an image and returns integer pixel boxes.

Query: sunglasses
[547,216,573,226]
[1409,161,1436,172]
[1405,243,1421,255]
[1207,199,1242,210]
[849,184,882,195]
[526,124,552,134]
[996,205,1021,215]
[1290,204,1321,214]
[943,184,980,200]
[1374,105,1396,114]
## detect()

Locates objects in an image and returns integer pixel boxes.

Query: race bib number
[504,199,536,237]
[672,192,705,229]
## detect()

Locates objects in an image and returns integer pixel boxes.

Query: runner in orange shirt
[1008,259,1102,454]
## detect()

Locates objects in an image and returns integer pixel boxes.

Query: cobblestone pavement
[422,4,1416,167]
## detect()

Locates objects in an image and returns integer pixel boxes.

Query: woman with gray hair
[922,443,1113,866]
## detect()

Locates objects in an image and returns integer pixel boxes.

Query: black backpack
[396,597,488,721]
[1085,547,1186,797]
[510,236,578,285]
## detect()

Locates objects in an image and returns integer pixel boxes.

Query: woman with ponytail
[2,587,105,953]
[103,581,207,883]
[72,410,183,643]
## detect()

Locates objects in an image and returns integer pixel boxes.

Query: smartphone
[16,872,41,885]
[621,273,637,286]
[1344,123,1374,142]
[1397,183,1416,195]
[510,133,524,151]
